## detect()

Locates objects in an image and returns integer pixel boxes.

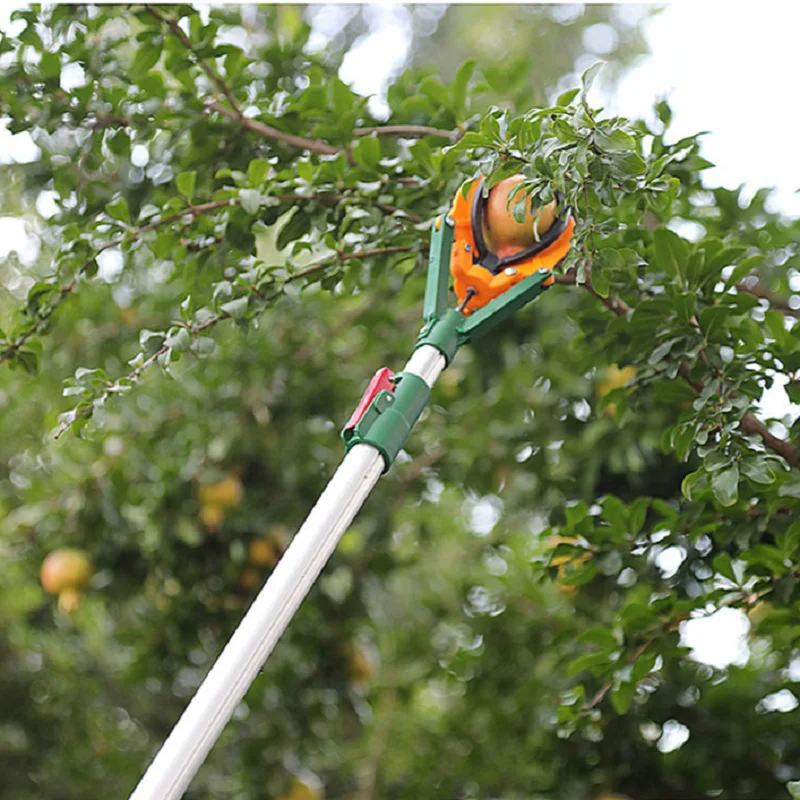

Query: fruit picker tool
[129,178,575,800]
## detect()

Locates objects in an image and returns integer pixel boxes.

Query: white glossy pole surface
[129,345,446,800]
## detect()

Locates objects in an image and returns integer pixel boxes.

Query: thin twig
[737,278,799,319]
[581,637,654,712]
[0,200,240,366]
[554,269,799,468]
[145,5,242,116]
[354,124,458,140]
[207,100,339,155]
[52,245,421,438]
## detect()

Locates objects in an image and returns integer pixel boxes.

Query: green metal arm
[416,214,553,362]
[342,209,553,472]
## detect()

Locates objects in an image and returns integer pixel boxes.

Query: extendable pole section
[129,181,573,800]
[129,346,445,800]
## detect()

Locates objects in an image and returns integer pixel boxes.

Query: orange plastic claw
[448,180,574,314]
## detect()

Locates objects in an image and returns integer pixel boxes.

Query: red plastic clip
[344,367,395,431]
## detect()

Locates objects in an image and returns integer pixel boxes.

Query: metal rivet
[464,243,471,252]
[504,267,517,276]
[538,268,550,275]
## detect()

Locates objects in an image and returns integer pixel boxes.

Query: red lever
[344,367,395,431]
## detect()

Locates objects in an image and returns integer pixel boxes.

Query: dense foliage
[1,5,799,800]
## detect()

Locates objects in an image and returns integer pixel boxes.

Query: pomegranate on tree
[40,548,93,613]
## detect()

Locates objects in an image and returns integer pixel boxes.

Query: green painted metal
[459,268,552,342]
[342,372,431,472]
[415,308,462,366]
[342,200,558,472]
[422,215,455,323]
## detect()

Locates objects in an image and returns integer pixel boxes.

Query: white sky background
[1,2,800,688]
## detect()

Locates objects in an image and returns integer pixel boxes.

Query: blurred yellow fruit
[199,475,244,510]
[238,567,261,591]
[596,365,637,416]
[277,778,322,800]
[198,474,244,532]
[248,538,278,567]
[547,535,590,596]
[40,548,93,613]
[199,503,225,533]
[347,645,376,688]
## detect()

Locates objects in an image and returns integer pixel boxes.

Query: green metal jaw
[342,209,554,472]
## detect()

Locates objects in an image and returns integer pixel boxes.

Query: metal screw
[464,243,471,252]
[504,267,517,276]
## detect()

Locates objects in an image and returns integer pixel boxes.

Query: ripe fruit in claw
[482,175,558,259]
[40,548,93,613]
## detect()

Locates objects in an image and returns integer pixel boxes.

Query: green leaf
[40,50,61,79]
[591,263,610,298]
[711,465,739,507]
[276,210,311,251]
[578,627,618,652]
[353,135,381,171]
[106,197,130,225]
[580,61,605,104]
[132,40,162,75]
[628,498,649,536]
[164,327,191,352]
[567,650,610,677]
[248,158,269,186]
[556,87,580,107]
[653,228,689,282]
[611,681,634,714]
[631,650,658,683]
[220,297,249,319]
[740,457,776,485]
[595,127,636,154]
[601,495,628,534]
[725,254,764,289]
[713,553,738,584]
[788,780,800,800]
[451,58,476,120]
[239,189,261,215]
[176,171,197,201]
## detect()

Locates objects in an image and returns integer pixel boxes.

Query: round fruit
[248,538,277,567]
[597,365,637,399]
[347,645,376,687]
[597,364,637,416]
[199,475,243,510]
[237,567,261,591]
[198,503,224,533]
[40,548,93,596]
[482,175,558,259]
[277,778,322,800]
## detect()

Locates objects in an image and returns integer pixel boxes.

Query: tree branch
[737,278,799,319]
[354,124,458,140]
[1,200,239,366]
[145,5,242,116]
[206,100,339,156]
[53,245,422,437]
[275,193,422,224]
[554,270,799,468]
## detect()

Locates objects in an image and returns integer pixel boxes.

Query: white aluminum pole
[129,345,446,800]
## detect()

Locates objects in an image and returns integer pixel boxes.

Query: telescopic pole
[129,185,573,800]
[129,346,446,800]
